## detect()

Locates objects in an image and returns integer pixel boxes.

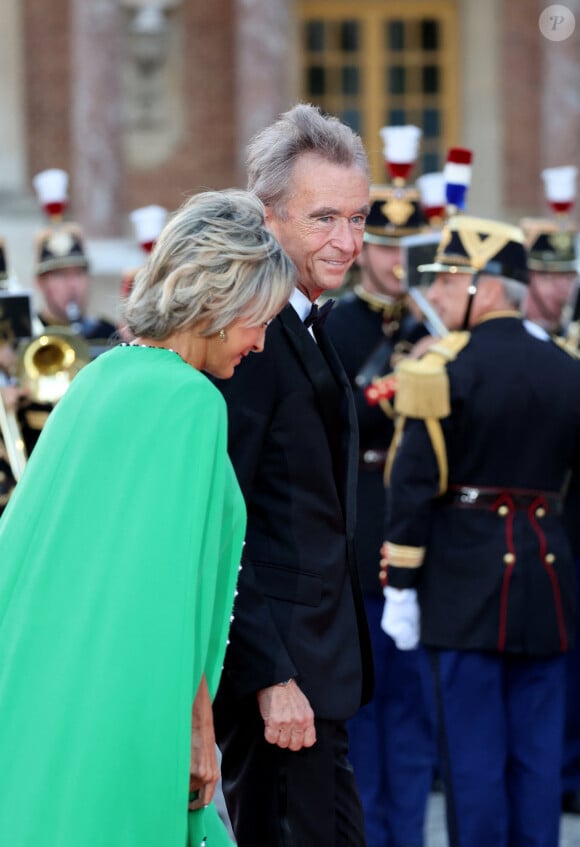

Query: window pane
[388,109,406,126]
[423,109,440,138]
[422,65,440,94]
[389,66,406,95]
[423,152,440,173]
[306,21,325,52]
[341,109,361,134]
[340,21,359,52]
[421,20,439,50]
[307,66,326,96]
[387,20,405,51]
[342,66,360,95]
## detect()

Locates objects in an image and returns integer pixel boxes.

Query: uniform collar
[354,284,406,321]
[474,309,522,326]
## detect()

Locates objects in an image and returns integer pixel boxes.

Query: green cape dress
[0,345,244,846]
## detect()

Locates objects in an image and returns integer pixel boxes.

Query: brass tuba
[18,326,91,406]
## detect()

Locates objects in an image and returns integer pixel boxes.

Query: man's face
[427,271,475,330]
[265,152,370,301]
[524,271,576,329]
[37,265,89,323]
[357,242,405,298]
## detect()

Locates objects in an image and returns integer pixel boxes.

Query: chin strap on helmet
[461,273,480,330]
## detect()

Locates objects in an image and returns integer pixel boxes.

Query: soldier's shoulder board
[394,331,470,420]
[553,335,580,360]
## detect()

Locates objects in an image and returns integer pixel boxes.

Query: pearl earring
[219,329,227,343]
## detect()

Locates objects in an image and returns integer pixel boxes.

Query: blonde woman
[0,189,295,847]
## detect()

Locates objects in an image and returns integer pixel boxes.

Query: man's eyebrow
[309,205,371,218]
[309,206,340,218]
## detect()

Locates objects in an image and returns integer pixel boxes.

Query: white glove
[381,586,420,650]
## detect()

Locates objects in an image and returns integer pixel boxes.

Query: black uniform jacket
[214,303,373,720]
[326,291,427,594]
[386,316,580,656]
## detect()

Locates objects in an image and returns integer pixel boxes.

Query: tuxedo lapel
[314,325,359,534]
[278,305,359,519]
[278,305,342,437]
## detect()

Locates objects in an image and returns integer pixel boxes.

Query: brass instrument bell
[18,327,91,406]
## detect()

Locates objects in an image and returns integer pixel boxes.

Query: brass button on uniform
[497,504,510,517]
[545,553,556,564]
[535,507,546,518]
[503,552,516,565]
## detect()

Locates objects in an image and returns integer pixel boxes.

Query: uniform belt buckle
[458,486,479,504]
[362,449,385,464]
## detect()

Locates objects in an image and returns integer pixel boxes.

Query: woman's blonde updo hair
[122,189,296,339]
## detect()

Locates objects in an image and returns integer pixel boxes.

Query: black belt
[441,485,563,515]
[359,449,388,471]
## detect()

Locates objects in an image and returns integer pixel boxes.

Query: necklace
[119,342,185,362]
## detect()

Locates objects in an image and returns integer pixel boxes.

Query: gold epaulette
[553,333,580,359]
[394,331,470,420]
[385,331,470,494]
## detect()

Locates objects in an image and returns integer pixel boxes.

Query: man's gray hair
[246,103,370,218]
[123,189,296,339]
[497,276,527,310]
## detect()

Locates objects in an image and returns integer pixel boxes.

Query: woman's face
[202,317,270,379]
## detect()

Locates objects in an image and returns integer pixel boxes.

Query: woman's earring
[219,329,227,343]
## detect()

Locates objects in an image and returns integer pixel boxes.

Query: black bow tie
[304,299,335,330]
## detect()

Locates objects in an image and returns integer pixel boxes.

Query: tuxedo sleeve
[213,350,298,697]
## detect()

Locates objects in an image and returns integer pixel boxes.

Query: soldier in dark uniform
[521,218,577,335]
[521,220,580,816]
[31,168,116,344]
[0,238,33,514]
[380,215,580,847]
[34,223,117,342]
[16,224,103,454]
[325,186,437,847]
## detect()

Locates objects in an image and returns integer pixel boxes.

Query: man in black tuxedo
[325,188,437,847]
[212,103,374,846]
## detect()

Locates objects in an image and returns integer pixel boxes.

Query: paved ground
[425,791,580,846]
[215,787,580,845]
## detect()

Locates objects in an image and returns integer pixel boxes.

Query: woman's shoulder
[91,344,226,408]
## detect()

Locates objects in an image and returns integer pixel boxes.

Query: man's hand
[408,334,441,360]
[1,384,28,413]
[189,675,220,811]
[257,679,316,751]
[381,586,420,650]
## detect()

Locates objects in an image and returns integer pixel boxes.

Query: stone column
[0,0,27,192]
[234,0,294,185]
[461,0,503,219]
[70,0,124,237]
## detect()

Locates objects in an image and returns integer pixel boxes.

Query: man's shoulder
[325,292,380,345]
[400,310,429,343]
[330,291,359,312]
[212,316,287,403]
[326,291,365,324]
[82,317,117,340]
